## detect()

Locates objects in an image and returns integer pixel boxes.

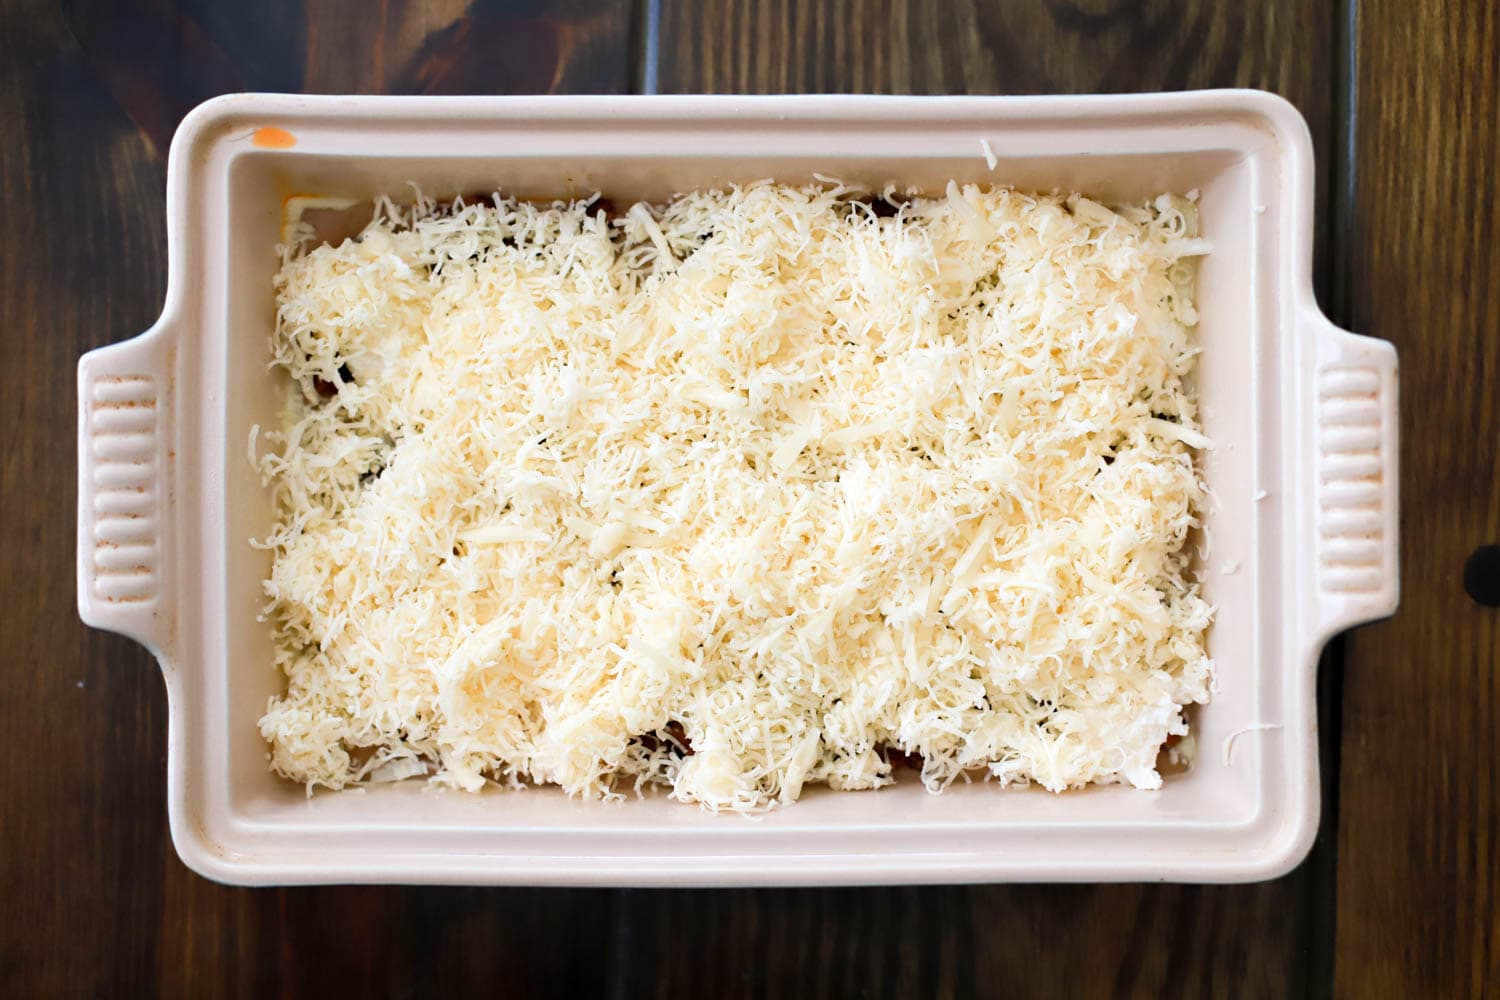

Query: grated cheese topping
[256,181,1214,812]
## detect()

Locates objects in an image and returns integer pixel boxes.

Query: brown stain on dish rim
[253,126,297,149]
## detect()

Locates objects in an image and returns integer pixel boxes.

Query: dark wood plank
[659,0,1328,99]
[645,2,1342,997]
[613,881,1328,999]
[0,0,633,996]
[1334,0,1500,995]
[1,3,176,993]
[59,0,633,156]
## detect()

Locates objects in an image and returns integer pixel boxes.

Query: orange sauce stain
[252,126,297,149]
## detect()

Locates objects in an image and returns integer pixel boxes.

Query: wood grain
[1334,0,1500,995]
[1,1,174,993]
[58,0,633,155]
[609,881,1327,999]
[657,0,1327,99]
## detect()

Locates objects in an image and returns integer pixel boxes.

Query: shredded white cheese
[1221,723,1282,765]
[980,138,998,170]
[257,181,1214,812]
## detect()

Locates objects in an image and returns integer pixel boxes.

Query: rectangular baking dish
[76,92,1398,886]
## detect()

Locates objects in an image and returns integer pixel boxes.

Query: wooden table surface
[3,0,1495,996]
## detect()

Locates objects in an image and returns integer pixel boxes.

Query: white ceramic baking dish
[77,92,1398,886]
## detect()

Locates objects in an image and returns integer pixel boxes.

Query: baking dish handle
[1309,311,1400,641]
[77,321,175,657]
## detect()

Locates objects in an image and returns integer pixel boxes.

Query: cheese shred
[256,181,1214,812]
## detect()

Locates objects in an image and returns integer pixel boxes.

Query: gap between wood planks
[634,0,662,95]
[1316,0,1361,992]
